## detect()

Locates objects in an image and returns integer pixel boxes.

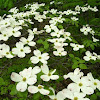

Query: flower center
[23,77,26,82]
[5,23,7,25]
[79,83,83,87]
[27,40,29,43]
[48,73,51,76]
[39,57,42,59]
[54,98,57,100]
[4,34,6,37]
[94,82,97,85]
[74,97,78,100]
[89,56,92,58]
[56,40,58,42]
[12,31,15,33]
[38,86,43,89]
[20,49,24,52]
[6,52,9,55]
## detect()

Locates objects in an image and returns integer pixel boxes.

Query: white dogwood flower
[8,26,22,37]
[30,50,49,64]
[80,25,91,35]
[67,76,94,95]
[63,32,72,41]
[62,89,90,100]
[83,51,97,61]
[70,43,84,51]
[50,29,64,38]
[20,35,36,46]
[64,68,84,81]
[12,42,31,58]
[48,87,65,100]
[40,64,59,81]
[28,85,50,95]
[11,67,37,92]
[2,44,14,58]
[87,73,100,91]
[53,49,67,56]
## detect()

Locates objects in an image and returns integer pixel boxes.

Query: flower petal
[11,72,22,82]
[16,82,27,92]
[39,89,50,95]
[34,50,41,56]
[41,64,49,74]
[50,75,59,80]
[32,66,41,75]
[28,86,38,94]
[27,76,37,85]
[40,75,50,81]
[30,56,39,64]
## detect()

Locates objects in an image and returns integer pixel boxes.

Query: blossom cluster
[0,1,99,100]
[80,24,99,42]
[83,51,100,61]
[11,65,59,94]
[11,68,100,100]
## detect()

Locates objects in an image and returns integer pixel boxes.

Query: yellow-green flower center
[48,73,51,76]
[23,77,26,82]
[12,31,15,33]
[4,34,6,37]
[20,49,24,52]
[38,86,43,89]
[79,83,83,87]
[94,82,97,85]
[6,52,9,55]
[74,97,78,100]
[27,40,29,43]
[39,57,42,59]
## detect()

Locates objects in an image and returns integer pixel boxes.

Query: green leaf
[32,92,41,99]
[0,77,5,85]
[39,48,44,52]
[10,85,17,95]
[79,60,85,63]
[28,60,32,64]
[90,94,97,100]
[69,54,74,58]
[58,25,63,29]
[96,92,100,96]
[79,64,87,69]
[43,41,49,49]
[37,39,43,44]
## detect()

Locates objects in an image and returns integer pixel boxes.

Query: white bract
[87,73,100,91]
[62,89,90,100]
[63,32,72,41]
[48,87,65,100]
[44,24,58,33]
[67,76,94,95]
[83,51,97,61]
[12,42,31,58]
[8,26,22,37]
[53,49,67,56]
[50,29,64,38]
[28,85,50,95]
[70,43,84,51]
[92,36,99,42]
[30,50,49,64]
[40,64,59,81]
[64,68,84,81]
[11,67,40,92]
[20,35,36,46]
[2,44,14,58]
[71,17,78,21]
[80,25,92,35]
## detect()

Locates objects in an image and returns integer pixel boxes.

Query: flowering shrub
[0,0,100,100]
